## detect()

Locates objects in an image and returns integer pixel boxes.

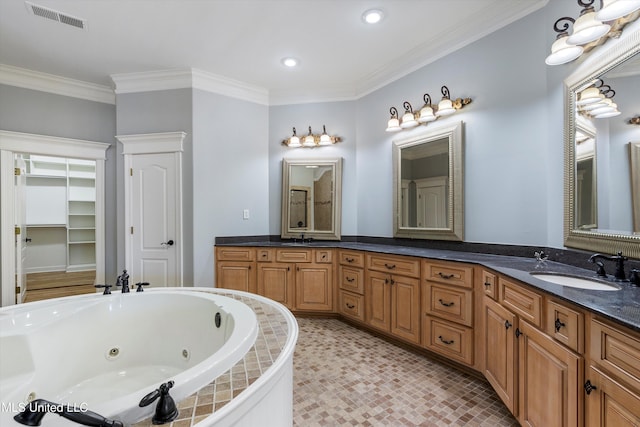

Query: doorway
[0,130,109,306]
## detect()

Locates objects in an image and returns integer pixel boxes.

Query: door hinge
[15,226,21,235]
[14,167,21,176]
[130,226,134,234]
[130,168,133,176]
[15,286,21,293]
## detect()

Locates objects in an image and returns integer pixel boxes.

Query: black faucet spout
[14,399,123,427]
[588,252,628,281]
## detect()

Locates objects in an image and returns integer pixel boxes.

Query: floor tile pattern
[293,318,519,426]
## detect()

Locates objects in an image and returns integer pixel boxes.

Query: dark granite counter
[216,240,640,333]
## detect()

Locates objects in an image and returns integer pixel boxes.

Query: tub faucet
[13,399,123,427]
[116,270,130,293]
[139,381,179,424]
[588,251,628,281]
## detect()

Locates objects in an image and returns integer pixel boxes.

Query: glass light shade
[593,108,621,118]
[386,117,401,132]
[577,87,604,105]
[289,137,301,147]
[418,105,437,123]
[319,133,332,145]
[566,11,611,45]
[400,111,418,128]
[436,99,455,116]
[580,98,610,111]
[596,0,640,21]
[590,101,618,116]
[545,36,584,65]
[303,135,316,147]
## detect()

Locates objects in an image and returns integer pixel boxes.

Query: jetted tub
[0,289,259,426]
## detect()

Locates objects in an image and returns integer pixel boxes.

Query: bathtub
[0,289,259,426]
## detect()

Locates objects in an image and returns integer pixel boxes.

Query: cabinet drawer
[499,278,543,328]
[423,260,473,289]
[276,249,312,263]
[546,299,584,353]
[367,254,420,278]
[339,291,365,322]
[424,283,473,327]
[256,248,272,262]
[339,265,364,294]
[215,246,255,262]
[590,318,640,390]
[423,315,474,365]
[339,250,365,268]
[314,249,333,264]
[481,269,497,300]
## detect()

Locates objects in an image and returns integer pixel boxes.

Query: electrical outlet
[243,209,250,220]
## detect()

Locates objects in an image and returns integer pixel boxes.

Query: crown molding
[0,64,115,104]
[111,68,269,105]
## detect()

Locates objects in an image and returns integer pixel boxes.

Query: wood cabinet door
[391,275,421,344]
[484,297,518,415]
[518,320,583,427]
[295,263,333,311]
[257,262,294,309]
[216,261,256,293]
[585,365,640,427]
[367,270,391,333]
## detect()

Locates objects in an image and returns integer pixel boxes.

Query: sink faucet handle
[95,284,112,295]
[135,282,150,292]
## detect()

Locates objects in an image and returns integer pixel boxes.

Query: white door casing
[118,132,185,288]
[415,176,448,228]
[14,154,27,303]
[0,130,109,307]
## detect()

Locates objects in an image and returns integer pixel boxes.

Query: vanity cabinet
[256,249,294,309]
[215,247,257,293]
[338,250,365,322]
[585,317,640,427]
[484,275,584,426]
[366,254,421,345]
[422,260,474,365]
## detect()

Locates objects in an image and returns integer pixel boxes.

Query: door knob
[161,240,174,246]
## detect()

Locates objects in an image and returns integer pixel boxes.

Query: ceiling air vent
[25,1,86,29]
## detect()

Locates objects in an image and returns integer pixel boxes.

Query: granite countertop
[216,240,640,333]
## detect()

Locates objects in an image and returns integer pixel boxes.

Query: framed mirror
[281,158,342,240]
[393,121,464,241]
[564,29,640,259]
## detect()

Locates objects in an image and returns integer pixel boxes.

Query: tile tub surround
[133,290,292,427]
[215,239,640,332]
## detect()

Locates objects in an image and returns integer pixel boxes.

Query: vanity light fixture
[282,125,341,148]
[629,116,640,125]
[577,80,621,118]
[385,86,472,132]
[545,0,640,66]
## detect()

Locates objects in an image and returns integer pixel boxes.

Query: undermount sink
[530,273,621,291]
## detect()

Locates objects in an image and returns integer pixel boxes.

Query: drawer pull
[438,299,454,307]
[262,253,267,257]
[484,282,491,287]
[515,328,523,338]
[346,303,355,309]
[584,380,597,395]
[438,336,454,345]
[346,277,355,283]
[346,257,354,263]
[438,272,454,279]
[505,320,512,330]
[384,263,396,270]
[554,318,566,332]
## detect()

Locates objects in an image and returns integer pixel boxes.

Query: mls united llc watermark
[1,401,89,414]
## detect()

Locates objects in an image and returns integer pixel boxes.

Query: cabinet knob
[515,328,523,338]
[554,318,566,332]
[505,320,512,330]
[584,380,597,395]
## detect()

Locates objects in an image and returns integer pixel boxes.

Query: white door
[129,153,181,287]
[416,177,447,228]
[14,154,27,303]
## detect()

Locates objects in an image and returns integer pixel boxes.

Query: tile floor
[293,318,519,426]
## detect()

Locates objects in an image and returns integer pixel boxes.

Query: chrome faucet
[588,251,628,281]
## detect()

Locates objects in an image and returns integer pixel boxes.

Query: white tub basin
[530,273,620,291]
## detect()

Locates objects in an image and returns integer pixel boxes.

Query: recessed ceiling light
[362,9,384,24]
[281,57,299,68]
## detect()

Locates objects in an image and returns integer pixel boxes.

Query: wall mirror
[281,158,342,240]
[393,121,464,241]
[564,29,640,259]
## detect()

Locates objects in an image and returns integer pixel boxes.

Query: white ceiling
[0,0,548,104]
